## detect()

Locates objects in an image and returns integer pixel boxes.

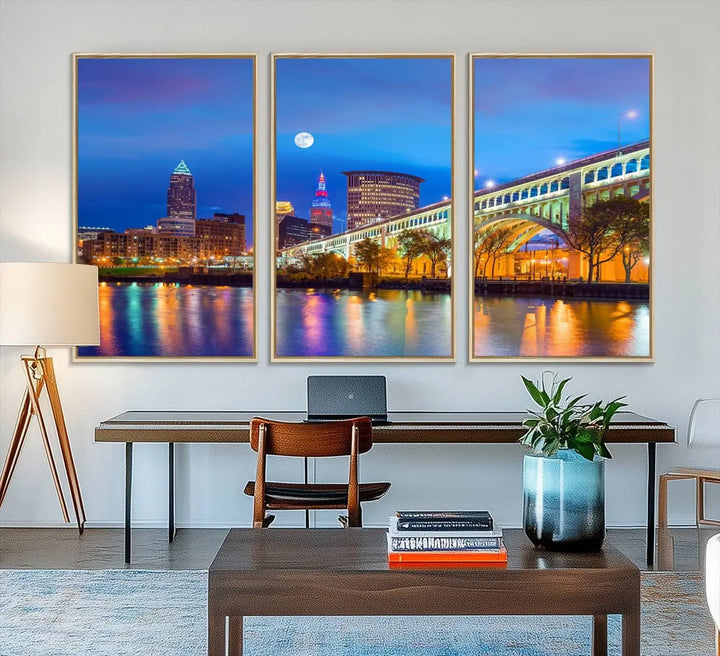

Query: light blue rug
[0,569,714,655]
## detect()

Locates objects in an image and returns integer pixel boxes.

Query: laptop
[306,375,388,425]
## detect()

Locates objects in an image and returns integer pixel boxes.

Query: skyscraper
[275,201,295,250]
[342,170,424,231]
[310,171,333,229]
[167,160,196,220]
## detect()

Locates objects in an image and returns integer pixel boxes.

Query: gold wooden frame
[468,53,654,362]
[0,348,86,532]
[271,53,456,362]
[71,53,258,362]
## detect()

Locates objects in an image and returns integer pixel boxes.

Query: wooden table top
[207,528,640,623]
[209,527,636,574]
[95,410,675,444]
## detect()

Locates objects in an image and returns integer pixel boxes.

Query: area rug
[0,569,713,656]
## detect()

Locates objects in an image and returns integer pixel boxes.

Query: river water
[474,295,650,357]
[275,288,453,358]
[78,282,254,358]
[78,283,648,359]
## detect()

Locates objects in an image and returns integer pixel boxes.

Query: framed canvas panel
[272,54,455,362]
[73,54,256,361]
[470,54,653,361]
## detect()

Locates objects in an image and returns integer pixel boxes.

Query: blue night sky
[275,57,453,230]
[473,57,651,187]
[77,57,255,244]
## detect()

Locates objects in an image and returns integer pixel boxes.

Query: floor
[0,525,716,571]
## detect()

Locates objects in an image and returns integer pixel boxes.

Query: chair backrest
[688,398,720,447]
[249,417,373,458]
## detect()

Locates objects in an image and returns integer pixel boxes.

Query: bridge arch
[475,212,569,245]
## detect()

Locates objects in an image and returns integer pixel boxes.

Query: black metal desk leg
[647,442,656,567]
[125,442,133,564]
[169,443,175,542]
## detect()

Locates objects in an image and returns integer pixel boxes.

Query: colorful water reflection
[275,288,452,358]
[474,296,650,357]
[79,283,254,357]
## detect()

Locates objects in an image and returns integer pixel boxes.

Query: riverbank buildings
[79,161,247,265]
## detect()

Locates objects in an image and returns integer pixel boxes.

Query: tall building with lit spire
[167,160,196,220]
[310,171,333,229]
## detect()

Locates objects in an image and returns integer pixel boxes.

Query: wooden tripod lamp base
[0,262,99,532]
[0,348,86,533]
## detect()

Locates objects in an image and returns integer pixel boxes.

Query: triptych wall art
[73,53,652,363]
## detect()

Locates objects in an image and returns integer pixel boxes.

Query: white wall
[1,0,718,530]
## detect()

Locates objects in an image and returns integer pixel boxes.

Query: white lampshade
[0,262,100,346]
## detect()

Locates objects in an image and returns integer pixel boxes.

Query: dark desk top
[95,410,675,444]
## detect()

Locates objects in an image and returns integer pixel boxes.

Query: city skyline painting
[74,54,256,360]
[272,54,454,361]
[471,54,653,361]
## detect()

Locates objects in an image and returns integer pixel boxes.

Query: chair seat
[244,481,390,507]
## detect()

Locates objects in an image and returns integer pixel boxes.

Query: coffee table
[207,528,640,656]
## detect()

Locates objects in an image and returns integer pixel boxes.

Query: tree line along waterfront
[277,228,452,292]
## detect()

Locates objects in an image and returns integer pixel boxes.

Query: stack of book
[387,510,507,567]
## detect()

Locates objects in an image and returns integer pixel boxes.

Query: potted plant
[519,372,626,551]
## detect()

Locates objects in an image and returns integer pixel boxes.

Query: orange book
[388,545,508,564]
[388,560,508,569]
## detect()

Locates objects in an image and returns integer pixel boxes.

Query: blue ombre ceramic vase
[523,449,606,551]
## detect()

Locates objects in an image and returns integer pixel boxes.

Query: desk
[207,527,641,656]
[94,411,675,565]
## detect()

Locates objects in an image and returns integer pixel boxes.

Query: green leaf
[575,443,596,461]
[521,376,547,407]
[587,403,603,421]
[552,377,571,404]
[574,431,595,443]
[566,394,587,408]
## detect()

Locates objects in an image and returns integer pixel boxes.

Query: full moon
[294,132,314,148]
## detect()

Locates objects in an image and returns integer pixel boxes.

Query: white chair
[707,533,720,656]
[659,398,720,527]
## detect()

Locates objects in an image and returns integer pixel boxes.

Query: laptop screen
[306,375,387,422]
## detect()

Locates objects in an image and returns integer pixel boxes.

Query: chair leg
[658,475,669,527]
[346,505,362,528]
[696,477,704,526]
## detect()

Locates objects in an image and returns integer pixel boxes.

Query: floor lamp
[0,262,100,533]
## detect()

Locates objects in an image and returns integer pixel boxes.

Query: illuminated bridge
[276,199,450,264]
[277,141,650,274]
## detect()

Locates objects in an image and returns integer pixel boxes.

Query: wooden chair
[658,398,720,528]
[243,416,390,528]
